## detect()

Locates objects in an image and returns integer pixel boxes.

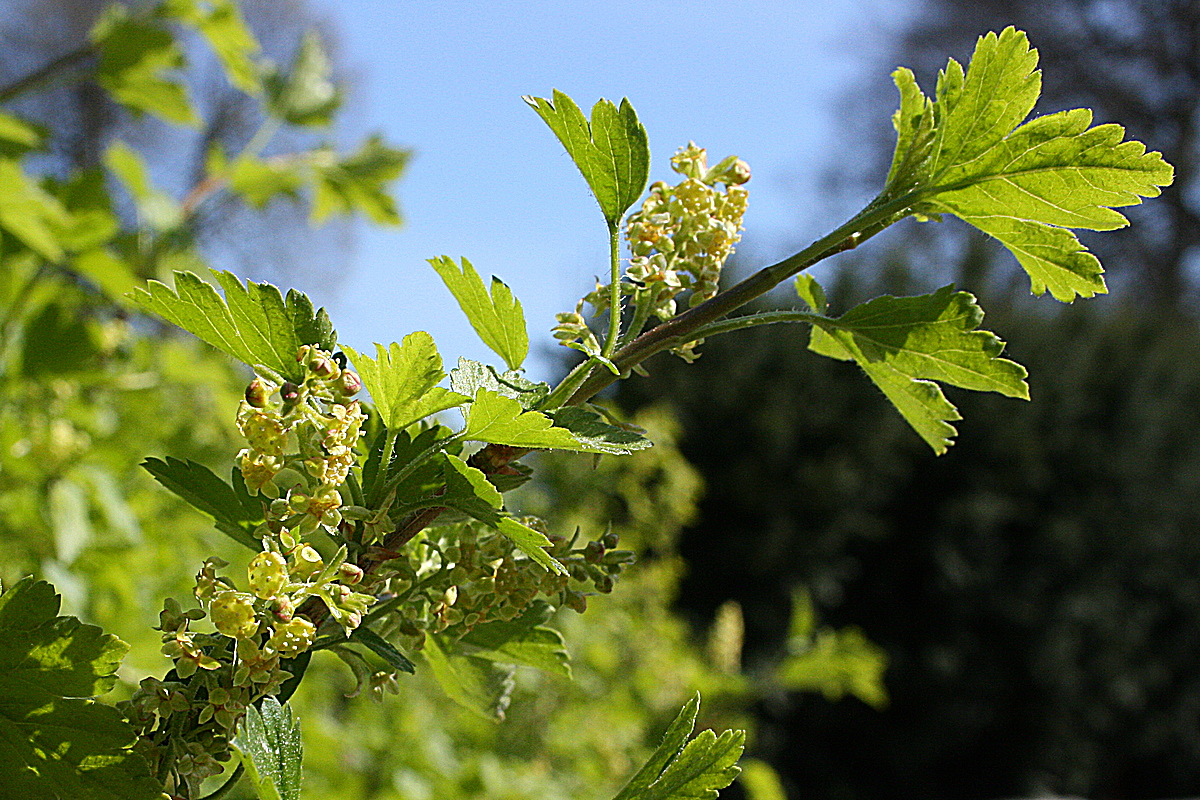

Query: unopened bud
[600,531,620,550]
[564,590,587,614]
[337,370,362,397]
[280,382,300,404]
[338,563,364,585]
[584,540,605,564]
[245,378,271,408]
[307,353,339,379]
[443,585,458,607]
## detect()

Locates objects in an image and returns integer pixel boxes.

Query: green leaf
[550,406,652,455]
[233,696,303,800]
[462,389,603,453]
[441,453,503,517]
[130,269,336,382]
[141,457,264,550]
[91,6,199,126]
[523,90,650,227]
[343,334,469,433]
[162,0,262,94]
[440,454,567,575]
[801,279,1028,455]
[422,634,515,721]
[775,590,888,709]
[738,759,788,800]
[311,135,409,225]
[349,627,416,674]
[459,604,571,678]
[887,27,1173,301]
[104,141,182,231]
[228,155,307,206]
[449,358,549,409]
[0,578,162,800]
[0,111,46,156]
[0,158,68,260]
[430,257,529,371]
[264,30,341,127]
[612,692,745,800]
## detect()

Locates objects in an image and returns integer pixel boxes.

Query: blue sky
[310,0,912,383]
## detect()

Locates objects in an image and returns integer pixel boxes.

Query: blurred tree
[0,0,360,288]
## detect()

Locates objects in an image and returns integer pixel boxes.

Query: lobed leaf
[91,7,198,126]
[130,269,335,382]
[161,0,262,95]
[550,406,652,455]
[421,635,516,721]
[264,30,340,127]
[343,334,469,433]
[0,578,161,800]
[885,27,1173,301]
[523,90,650,227]
[798,275,1028,454]
[233,696,303,800]
[449,357,549,410]
[311,135,409,225]
[459,602,571,677]
[612,693,745,800]
[430,257,528,371]
[462,389,625,455]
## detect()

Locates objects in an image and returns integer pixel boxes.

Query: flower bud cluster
[236,346,364,541]
[377,520,636,654]
[121,540,374,793]
[557,144,749,362]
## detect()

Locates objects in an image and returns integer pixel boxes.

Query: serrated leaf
[612,692,745,800]
[462,389,600,453]
[0,578,162,800]
[91,7,198,126]
[440,454,567,575]
[264,30,340,127]
[311,135,409,225]
[362,424,448,507]
[141,457,263,550]
[233,696,303,800]
[130,269,336,382]
[422,634,515,721]
[523,90,650,227]
[887,27,1173,301]
[550,406,652,455]
[162,0,261,94]
[459,605,571,678]
[802,280,1028,455]
[344,335,469,433]
[431,257,528,371]
[349,627,416,674]
[449,358,549,409]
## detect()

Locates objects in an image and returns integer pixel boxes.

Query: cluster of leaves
[1,18,1174,800]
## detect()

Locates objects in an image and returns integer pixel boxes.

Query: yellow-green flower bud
[244,378,272,408]
[269,616,316,657]
[338,563,364,585]
[210,591,259,639]
[248,551,288,599]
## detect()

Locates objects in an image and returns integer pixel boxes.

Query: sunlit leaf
[0,578,161,799]
[430,257,528,371]
[233,696,303,800]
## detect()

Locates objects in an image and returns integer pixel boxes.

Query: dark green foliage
[620,265,1200,799]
